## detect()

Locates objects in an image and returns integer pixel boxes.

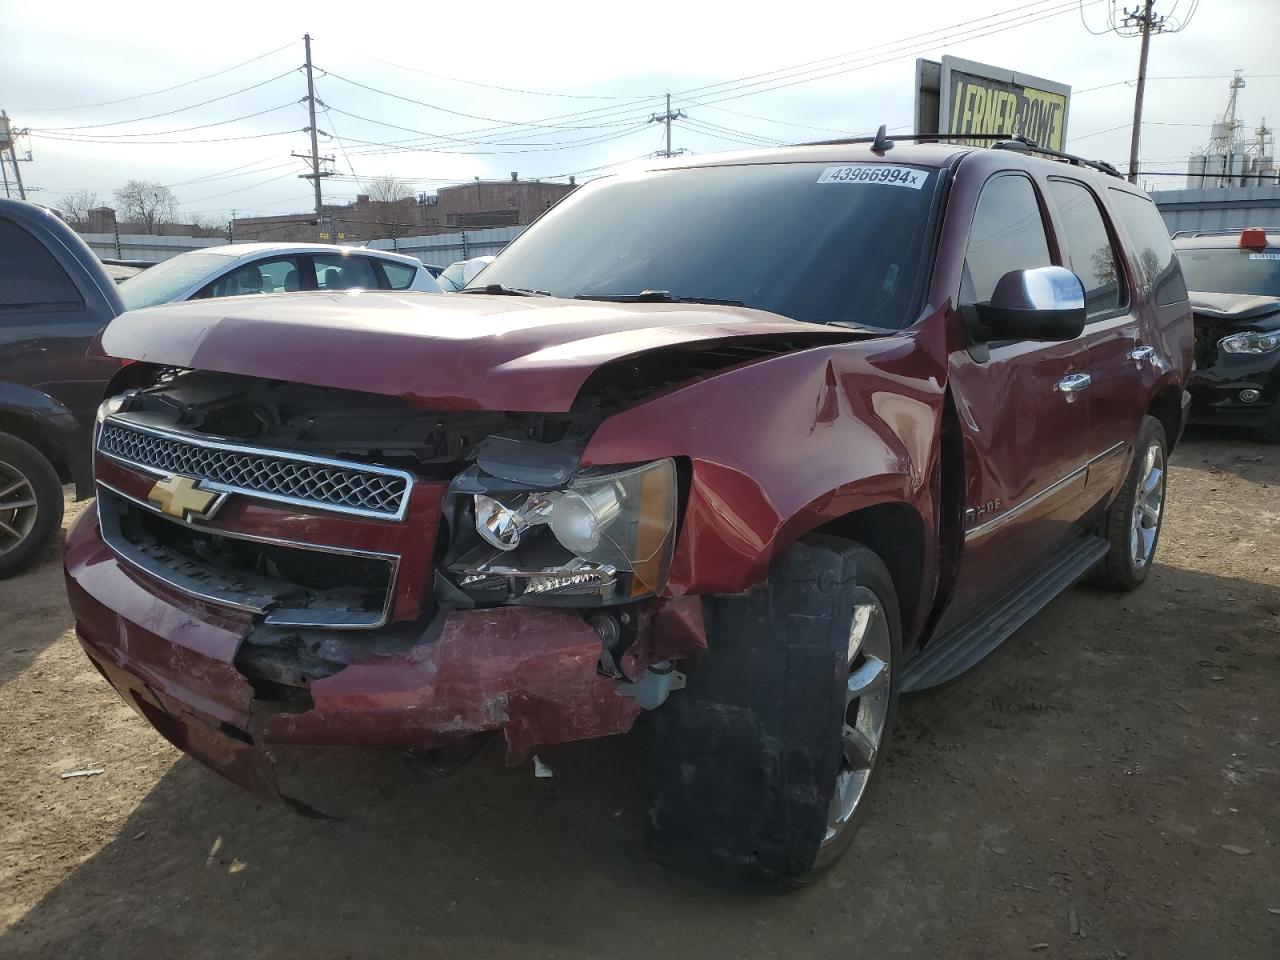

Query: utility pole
[295,34,333,232]
[1103,0,1197,182]
[651,93,687,158]
[1123,1,1160,183]
[1,112,27,200]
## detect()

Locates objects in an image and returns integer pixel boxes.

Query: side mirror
[972,266,1086,342]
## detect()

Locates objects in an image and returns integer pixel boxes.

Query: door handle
[1055,373,1092,403]
[1128,345,1156,363]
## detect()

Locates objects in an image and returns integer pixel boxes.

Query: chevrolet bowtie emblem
[147,475,217,521]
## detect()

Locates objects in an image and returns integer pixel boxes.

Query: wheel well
[0,412,67,482]
[814,502,924,642]
[1148,385,1183,451]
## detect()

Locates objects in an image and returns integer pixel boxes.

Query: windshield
[469,162,941,329]
[119,250,239,310]
[1178,247,1280,297]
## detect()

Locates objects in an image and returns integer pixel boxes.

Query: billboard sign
[915,56,1070,151]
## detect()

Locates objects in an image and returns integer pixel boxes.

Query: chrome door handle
[1055,373,1092,402]
[1128,345,1156,363]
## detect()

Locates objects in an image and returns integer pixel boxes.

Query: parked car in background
[99,258,152,285]
[117,242,443,311]
[1174,228,1280,441]
[0,198,123,576]
[67,139,1191,882]
[436,255,494,291]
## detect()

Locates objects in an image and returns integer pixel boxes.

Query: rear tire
[645,535,901,884]
[0,433,64,579]
[1096,416,1167,591]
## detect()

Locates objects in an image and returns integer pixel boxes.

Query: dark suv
[1174,228,1280,441]
[0,198,122,575]
[66,138,1192,882]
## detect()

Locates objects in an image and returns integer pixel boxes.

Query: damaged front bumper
[65,507,698,804]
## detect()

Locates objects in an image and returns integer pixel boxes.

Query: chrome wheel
[824,585,892,846]
[1129,441,1165,569]
[0,459,38,558]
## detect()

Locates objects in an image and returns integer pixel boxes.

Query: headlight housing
[446,458,678,605]
[95,394,128,425]
[1220,330,1280,355]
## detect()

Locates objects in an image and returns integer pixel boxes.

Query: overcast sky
[1,0,1275,223]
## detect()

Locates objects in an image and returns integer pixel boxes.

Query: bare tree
[114,180,178,234]
[365,176,415,241]
[366,176,413,203]
[60,189,99,229]
[188,213,226,238]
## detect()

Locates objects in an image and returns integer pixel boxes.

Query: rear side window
[960,174,1052,304]
[1047,179,1123,318]
[201,257,300,299]
[1108,190,1188,305]
[0,218,83,310]
[315,254,380,291]
[378,260,417,290]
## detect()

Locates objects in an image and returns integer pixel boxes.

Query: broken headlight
[447,458,677,605]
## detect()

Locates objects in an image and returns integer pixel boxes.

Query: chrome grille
[98,419,412,520]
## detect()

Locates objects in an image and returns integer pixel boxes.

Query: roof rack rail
[798,129,1124,179]
[1171,227,1277,239]
[989,136,1123,179]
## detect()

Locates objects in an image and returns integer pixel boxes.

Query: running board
[902,535,1111,693]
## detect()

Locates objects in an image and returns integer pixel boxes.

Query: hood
[99,290,853,411]
[1189,290,1280,324]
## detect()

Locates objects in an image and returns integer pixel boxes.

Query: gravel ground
[1,431,1277,959]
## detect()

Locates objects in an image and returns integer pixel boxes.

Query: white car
[436,255,495,292]
[118,242,442,311]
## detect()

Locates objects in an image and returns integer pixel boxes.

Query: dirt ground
[1,430,1277,959]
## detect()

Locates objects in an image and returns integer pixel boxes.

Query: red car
[65,137,1192,883]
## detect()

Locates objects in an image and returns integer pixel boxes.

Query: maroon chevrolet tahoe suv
[65,138,1192,883]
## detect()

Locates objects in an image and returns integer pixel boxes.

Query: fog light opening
[1239,388,1262,404]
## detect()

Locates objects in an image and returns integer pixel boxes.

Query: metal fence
[78,226,526,266]
[80,232,226,262]
[365,226,525,265]
[1152,186,1280,235]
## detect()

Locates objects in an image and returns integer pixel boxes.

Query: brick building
[232,175,576,244]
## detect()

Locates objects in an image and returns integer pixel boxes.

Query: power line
[33,102,302,140]
[669,0,1088,105]
[34,129,302,146]
[12,41,296,113]
[362,55,658,100]
[30,69,300,132]
[672,0,1101,111]
[300,0,1093,160]
[319,69,656,133]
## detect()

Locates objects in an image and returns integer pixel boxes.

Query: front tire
[645,535,902,883]
[0,433,64,579]
[1097,416,1167,590]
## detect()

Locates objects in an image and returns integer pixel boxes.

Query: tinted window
[1108,190,1188,305]
[473,163,941,329]
[315,254,379,291]
[203,257,300,298]
[1048,179,1123,317]
[1177,247,1280,297]
[379,260,417,290]
[960,175,1052,304]
[0,218,82,310]
[119,249,238,310]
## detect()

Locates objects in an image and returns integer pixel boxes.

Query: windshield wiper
[458,283,551,297]
[575,289,745,307]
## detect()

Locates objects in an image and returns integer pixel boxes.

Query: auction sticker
[817,165,928,189]
[1249,253,1280,260]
